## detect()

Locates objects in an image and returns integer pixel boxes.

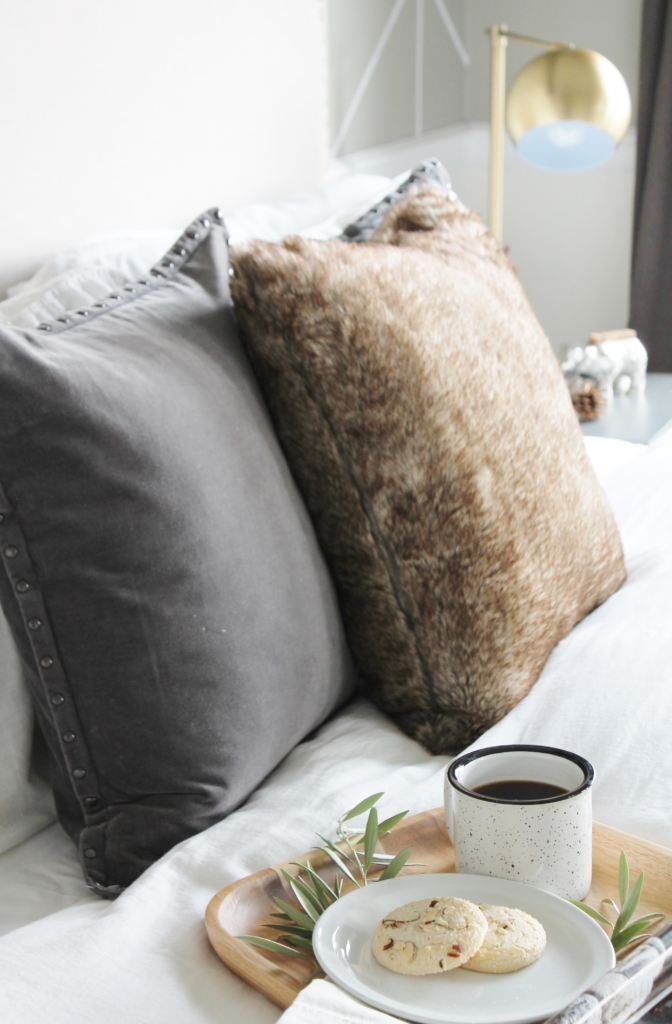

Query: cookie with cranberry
[372,897,487,975]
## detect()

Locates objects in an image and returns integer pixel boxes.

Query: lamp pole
[487,27,572,244]
[488,25,507,244]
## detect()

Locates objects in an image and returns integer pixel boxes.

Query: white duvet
[1,430,671,1023]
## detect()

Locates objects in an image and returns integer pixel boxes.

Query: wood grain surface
[204,809,672,1011]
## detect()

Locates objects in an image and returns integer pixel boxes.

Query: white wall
[0,0,329,295]
[329,0,641,354]
[329,0,466,154]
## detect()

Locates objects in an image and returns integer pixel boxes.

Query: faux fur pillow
[230,187,626,753]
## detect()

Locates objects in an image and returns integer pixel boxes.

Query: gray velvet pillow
[0,211,354,894]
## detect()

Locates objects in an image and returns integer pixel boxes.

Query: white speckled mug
[444,744,594,900]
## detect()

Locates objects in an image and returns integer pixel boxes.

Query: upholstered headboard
[0,0,328,295]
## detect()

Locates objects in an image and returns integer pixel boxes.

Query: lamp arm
[494,28,575,51]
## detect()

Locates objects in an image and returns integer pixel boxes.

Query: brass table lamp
[488,25,632,243]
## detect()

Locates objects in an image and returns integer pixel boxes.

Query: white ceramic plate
[312,873,615,1024]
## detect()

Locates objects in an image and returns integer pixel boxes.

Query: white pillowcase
[0,174,394,329]
[0,610,55,856]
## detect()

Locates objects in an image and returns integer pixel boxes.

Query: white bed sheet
[1,433,670,1023]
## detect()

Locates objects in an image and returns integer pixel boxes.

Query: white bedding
[1,431,670,1023]
[0,173,397,329]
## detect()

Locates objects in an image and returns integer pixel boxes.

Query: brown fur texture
[230,186,626,754]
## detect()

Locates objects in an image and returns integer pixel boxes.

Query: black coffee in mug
[445,744,595,899]
[471,779,569,801]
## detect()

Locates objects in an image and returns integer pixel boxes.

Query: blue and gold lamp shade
[506,47,632,171]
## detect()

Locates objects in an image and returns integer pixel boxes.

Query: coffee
[445,745,594,898]
[471,780,569,801]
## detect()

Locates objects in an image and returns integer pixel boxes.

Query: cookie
[372,897,488,975]
[461,904,546,974]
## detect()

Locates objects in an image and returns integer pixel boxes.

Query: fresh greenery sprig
[238,792,415,965]
[569,850,665,954]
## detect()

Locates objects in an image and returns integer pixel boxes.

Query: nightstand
[580,373,672,443]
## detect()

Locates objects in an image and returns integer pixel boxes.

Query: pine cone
[570,378,608,421]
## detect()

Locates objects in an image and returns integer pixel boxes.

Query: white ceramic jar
[444,744,594,900]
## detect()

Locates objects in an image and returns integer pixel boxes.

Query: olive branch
[238,792,417,965]
[569,850,665,954]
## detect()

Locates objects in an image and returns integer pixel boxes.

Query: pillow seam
[262,306,441,716]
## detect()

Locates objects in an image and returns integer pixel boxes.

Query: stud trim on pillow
[0,486,110,887]
[0,211,354,891]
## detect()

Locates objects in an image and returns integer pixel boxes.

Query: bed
[1,4,671,1023]
[1,425,672,1024]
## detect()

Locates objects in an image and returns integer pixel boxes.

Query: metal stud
[162,261,174,270]
[84,848,97,859]
[228,267,234,277]
[109,294,121,300]
[62,731,76,743]
[187,230,200,240]
[40,655,54,668]
[4,546,18,559]
[72,767,86,779]
[38,323,52,331]
[28,617,42,630]
[0,514,3,524]
[77,310,90,317]
[201,217,210,228]
[51,693,65,706]
[16,580,30,593]
[173,247,186,257]
[124,286,136,293]
[214,208,224,222]
[93,302,108,309]
[56,317,71,324]
[84,796,99,809]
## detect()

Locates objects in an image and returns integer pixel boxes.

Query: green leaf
[613,920,657,952]
[266,923,314,938]
[281,869,322,921]
[272,897,315,932]
[294,862,338,908]
[377,811,408,836]
[238,935,314,961]
[619,850,630,907]
[615,871,644,934]
[613,913,666,950]
[378,846,413,881]
[315,838,359,885]
[340,793,384,824]
[281,933,315,953]
[601,898,621,916]
[567,900,613,928]
[614,933,651,954]
[315,833,356,866]
[363,808,379,875]
[334,877,343,898]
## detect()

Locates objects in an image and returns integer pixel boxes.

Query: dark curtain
[630,0,672,371]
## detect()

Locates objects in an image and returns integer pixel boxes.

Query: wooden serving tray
[205,809,672,1012]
